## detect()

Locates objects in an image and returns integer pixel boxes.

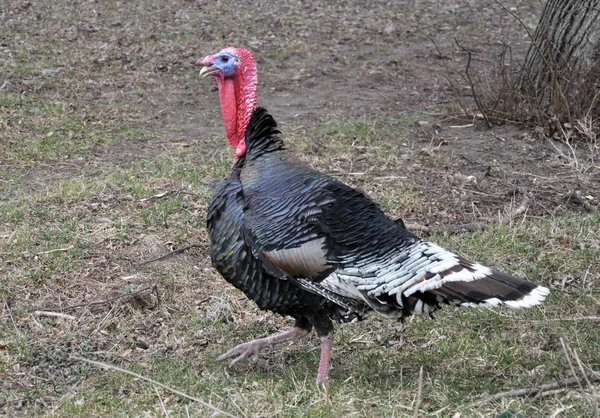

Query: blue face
[213,52,238,77]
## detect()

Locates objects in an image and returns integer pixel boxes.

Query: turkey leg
[217,326,310,367]
[316,331,334,385]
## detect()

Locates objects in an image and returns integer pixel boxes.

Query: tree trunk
[518,0,600,122]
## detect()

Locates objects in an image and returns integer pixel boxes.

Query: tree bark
[518,0,600,121]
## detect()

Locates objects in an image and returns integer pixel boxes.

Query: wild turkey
[197,47,549,384]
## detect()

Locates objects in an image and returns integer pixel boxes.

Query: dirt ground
[1,0,600,416]
[3,0,599,219]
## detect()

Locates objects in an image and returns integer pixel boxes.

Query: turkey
[197,47,549,385]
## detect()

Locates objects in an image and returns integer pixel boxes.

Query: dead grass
[2,0,600,417]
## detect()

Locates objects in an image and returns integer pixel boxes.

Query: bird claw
[216,341,266,367]
[216,327,310,370]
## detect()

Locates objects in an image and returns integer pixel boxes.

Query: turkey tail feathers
[429,270,550,309]
[332,239,549,318]
[399,241,550,311]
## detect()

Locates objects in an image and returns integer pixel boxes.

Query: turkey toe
[217,326,311,367]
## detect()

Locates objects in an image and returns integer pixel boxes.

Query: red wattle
[217,76,239,150]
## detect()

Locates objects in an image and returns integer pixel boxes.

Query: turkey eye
[221,56,229,63]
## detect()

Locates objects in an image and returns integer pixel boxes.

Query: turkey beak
[198,65,220,78]
[196,55,221,78]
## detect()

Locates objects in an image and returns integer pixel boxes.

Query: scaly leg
[217,326,310,367]
[316,331,334,385]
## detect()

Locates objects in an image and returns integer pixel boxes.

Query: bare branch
[455,38,492,128]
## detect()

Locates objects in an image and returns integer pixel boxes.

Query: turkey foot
[217,326,310,367]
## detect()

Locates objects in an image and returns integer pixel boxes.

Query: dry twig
[138,188,199,203]
[139,190,176,202]
[528,316,600,323]
[137,243,206,268]
[34,285,159,313]
[71,356,239,418]
[561,338,600,418]
[155,386,170,417]
[413,365,424,418]
[33,311,77,320]
[36,245,74,255]
[469,374,600,407]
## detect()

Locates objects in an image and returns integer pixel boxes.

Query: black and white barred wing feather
[322,237,550,318]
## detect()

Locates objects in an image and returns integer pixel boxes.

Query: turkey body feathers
[207,143,369,330]
[207,163,304,313]
[236,108,549,318]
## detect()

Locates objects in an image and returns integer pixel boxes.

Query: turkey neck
[217,55,258,161]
